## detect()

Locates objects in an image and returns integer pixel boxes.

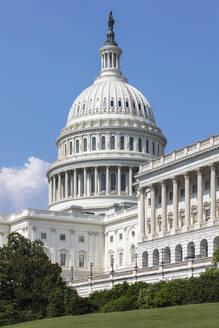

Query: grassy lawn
[5,303,219,328]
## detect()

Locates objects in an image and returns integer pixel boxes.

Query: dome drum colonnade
[47,11,166,213]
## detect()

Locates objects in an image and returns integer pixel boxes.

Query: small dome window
[103,98,107,108]
[83,103,86,110]
[118,100,122,107]
[125,101,129,108]
[138,103,142,112]
[133,102,136,109]
[144,105,147,117]
[110,100,114,107]
[77,105,80,113]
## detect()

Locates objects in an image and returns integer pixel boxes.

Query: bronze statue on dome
[108,11,115,31]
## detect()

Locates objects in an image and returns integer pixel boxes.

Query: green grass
[4,303,219,328]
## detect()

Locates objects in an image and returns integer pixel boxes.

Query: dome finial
[105,11,118,46]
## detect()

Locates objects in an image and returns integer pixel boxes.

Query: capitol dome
[47,12,167,215]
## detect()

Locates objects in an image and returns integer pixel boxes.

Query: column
[74,169,77,198]
[184,174,190,228]
[151,185,155,236]
[97,169,101,195]
[84,168,87,196]
[87,171,90,196]
[50,228,56,263]
[95,167,98,196]
[78,173,81,196]
[138,188,145,241]
[32,226,37,241]
[58,173,61,201]
[197,168,203,226]
[129,167,133,196]
[106,166,110,195]
[65,171,68,199]
[161,182,167,233]
[48,178,52,205]
[118,166,121,196]
[53,176,56,203]
[173,177,178,230]
[211,164,216,223]
[69,230,75,267]
[70,172,73,198]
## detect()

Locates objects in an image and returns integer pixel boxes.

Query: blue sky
[0,0,219,212]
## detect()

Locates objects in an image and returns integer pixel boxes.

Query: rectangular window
[60,234,66,241]
[180,188,185,198]
[158,195,161,204]
[110,235,113,242]
[79,255,85,268]
[169,191,173,201]
[119,252,123,266]
[79,235,85,242]
[192,184,197,193]
[205,181,210,191]
[60,254,66,267]
[148,198,151,206]
[119,233,123,240]
[41,232,46,240]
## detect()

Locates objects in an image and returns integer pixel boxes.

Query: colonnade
[138,164,217,240]
[49,166,136,205]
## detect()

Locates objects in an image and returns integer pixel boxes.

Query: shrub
[100,295,138,313]
[47,288,64,317]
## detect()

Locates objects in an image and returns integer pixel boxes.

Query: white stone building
[1,13,219,296]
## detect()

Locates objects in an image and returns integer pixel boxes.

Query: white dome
[67,78,156,126]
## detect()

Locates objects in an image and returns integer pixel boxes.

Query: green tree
[213,247,219,265]
[0,232,63,321]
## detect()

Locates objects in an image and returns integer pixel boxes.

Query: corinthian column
[151,185,155,236]
[95,167,98,196]
[118,166,121,196]
[138,188,145,241]
[106,166,109,195]
[211,164,216,223]
[129,167,133,196]
[65,171,68,199]
[53,176,56,203]
[58,173,61,201]
[184,173,190,228]
[161,182,167,233]
[173,177,178,230]
[197,168,203,226]
[74,169,77,198]
[84,168,87,197]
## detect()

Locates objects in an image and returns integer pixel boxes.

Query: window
[41,232,46,240]
[131,231,135,237]
[92,137,96,150]
[79,255,85,268]
[138,138,142,152]
[129,137,133,151]
[120,136,124,150]
[70,142,72,155]
[76,140,79,153]
[146,140,149,153]
[118,100,122,107]
[84,138,87,152]
[110,254,114,266]
[110,100,114,107]
[121,173,126,192]
[101,136,106,150]
[148,198,151,206]
[158,195,161,204]
[110,235,113,242]
[60,234,66,241]
[79,235,85,242]
[133,102,136,110]
[101,173,106,192]
[119,252,123,266]
[144,105,147,117]
[180,188,185,198]
[169,191,173,201]
[91,174,95,193]
[111,173,116,191]
[138,103,142,112]
[119,233,123,240]
[125,101,129,108]
[103,98,107,107]
[205,181,210,191]
[152,141,155,155]
[60,253,66,267]
[205,208,210,220]
[192,184,197,194]
[130,245,136,264]
[110,136,115,149]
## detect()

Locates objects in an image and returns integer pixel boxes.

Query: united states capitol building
[1,13,219,296]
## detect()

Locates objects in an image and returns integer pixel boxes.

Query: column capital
[184,173,190,180]
[210,163,216,171]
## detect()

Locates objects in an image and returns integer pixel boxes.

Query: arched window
[101,173,106,192]
[129,137,133,151]
[60,253,66,267]
[164,247,171,264]
[153,249,159,266]
[121,173,126,192]
[101,136,106,150]
[187,242,195,259]
[110,136,115,150]
[110,100,114,107]
[125,101,129,108]
[130,245,136,264]
[152,141,155,155]
[120,136,124,150]
[175,244,183,262]
[200,239,208,258]
[118,100,122,107]
[142,251,148,268]
[138,138,142,152]
[79,254,85,268]
[111,173,116,191]
[92,137,96,150]
[213,236,219,252]
[146,140,149,153]
[70,142,72,155]
[76,140,79,153]
[91,174,95,194]
[84,138,87,152]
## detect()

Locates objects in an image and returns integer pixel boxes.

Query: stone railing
[141,134,219,173]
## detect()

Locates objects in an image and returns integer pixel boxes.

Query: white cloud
[0,157,49,214]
